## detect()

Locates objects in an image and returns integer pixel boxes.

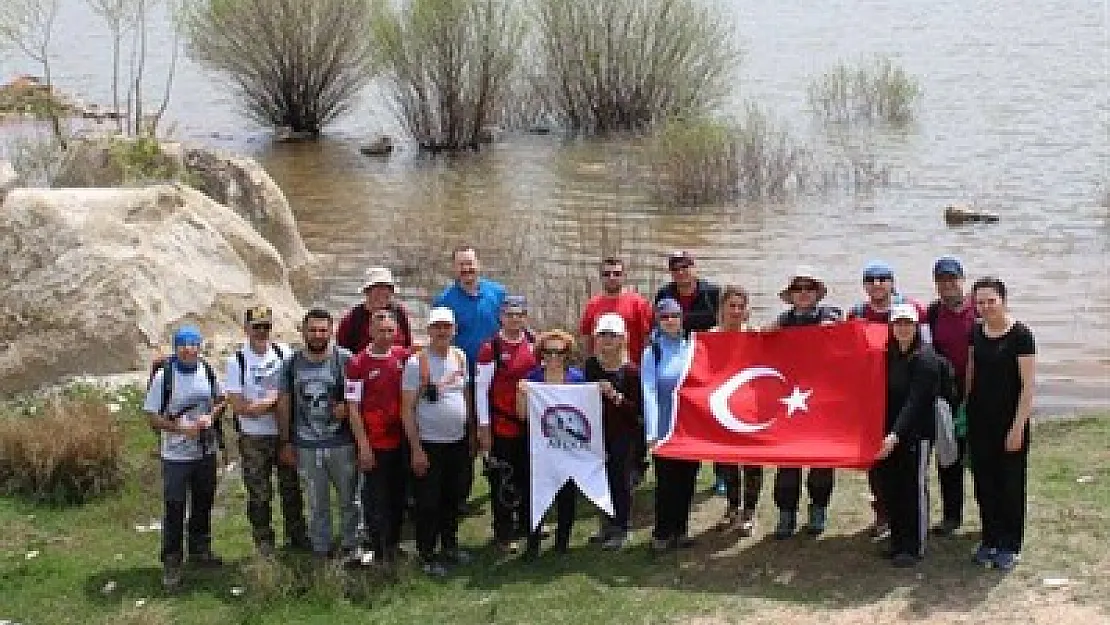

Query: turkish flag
[654,321,888,468]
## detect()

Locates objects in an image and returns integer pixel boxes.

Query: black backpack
[934,351,960,409]
[148,356,223,451]
[232,343,286,433]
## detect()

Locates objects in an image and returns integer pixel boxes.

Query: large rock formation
[0,184,303,393]
[51,140,318,298]
[0,160,17,202]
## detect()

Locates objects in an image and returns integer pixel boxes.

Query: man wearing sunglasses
[579,257,654,361]
[847,260,930,541]
[224,306,308,557]
[768,267,844,539]
[653,251,721,335]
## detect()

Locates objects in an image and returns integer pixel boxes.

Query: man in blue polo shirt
[433,245,506,508]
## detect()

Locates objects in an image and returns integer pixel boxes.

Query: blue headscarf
[172,326,203,373]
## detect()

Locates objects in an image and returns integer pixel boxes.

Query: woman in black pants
[965,277,1036,571]
[874,304,942,567]
[584,313,643,550]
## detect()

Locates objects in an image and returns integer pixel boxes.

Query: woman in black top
[583,313,643,550]
[874,304,941,567]
[965,277,1036,571]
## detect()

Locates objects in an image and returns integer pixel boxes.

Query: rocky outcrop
[51,140,318,298]
[944,203,999,226]
[0,160,17,202]
[0,184,304,394]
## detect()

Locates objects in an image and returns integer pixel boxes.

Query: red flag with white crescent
[654,321,887,468]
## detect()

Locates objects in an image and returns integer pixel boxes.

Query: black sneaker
[891,552,920,568]
[931,518,960,537]
[188,551,224,569]
[441,548,473,566]
[162,555,183,591]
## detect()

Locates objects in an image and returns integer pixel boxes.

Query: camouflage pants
[239,434,308,547]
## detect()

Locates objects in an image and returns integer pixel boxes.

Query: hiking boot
[675,534,698,549]
[773,509,797,540]
[441,548,473,566]
[188,551,224,569]
[868,520,891,541]
[991,549,1019,572]
[162,555,183,592]
[421,560,449,577]
[285,536,313,553]
[805,506,828,536]
[650,537,674,553]
[255,540,276,559]
[738,509,756,537]
[601,532,627,551]
[714,507,740,532]
[891,552,919,568]
[972,544,997,566]
[931,518,960,537]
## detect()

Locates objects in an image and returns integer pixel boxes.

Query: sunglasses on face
[601,270,623,277]
[596,331,622,338]
[250,323,272,331]
[864,276,893,284]
[790,283,819,292]
[659,313,682,320]
[669,264,693,272]
[542,346,570,356]
[504,311,527,318]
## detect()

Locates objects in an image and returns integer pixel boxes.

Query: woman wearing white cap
[584,313,643,550]
[874,304,945,567]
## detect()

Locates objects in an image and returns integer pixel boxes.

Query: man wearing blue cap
[144,325,225,591]
[925,255,977,536]
[848,260,929,539]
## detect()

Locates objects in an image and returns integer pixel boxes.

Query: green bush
[647,107,809,206]
[808,56,921,125]
[0,393,124,505]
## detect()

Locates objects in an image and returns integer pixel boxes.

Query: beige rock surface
[0,184,304,393]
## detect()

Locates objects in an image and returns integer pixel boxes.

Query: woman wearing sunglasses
[516,329,586,558]
[583,313,643,550]
[643,298,698,552]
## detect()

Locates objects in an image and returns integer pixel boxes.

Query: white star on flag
[780,386,812,418]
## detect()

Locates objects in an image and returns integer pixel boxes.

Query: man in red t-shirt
[345,310,410,562]
[579,257,654,360]
[475,295,537,550]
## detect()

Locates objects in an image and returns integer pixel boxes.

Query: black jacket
[886,343,942,442]
[655,279,720,334]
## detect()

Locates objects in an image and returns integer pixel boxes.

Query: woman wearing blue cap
[643,298,698,552]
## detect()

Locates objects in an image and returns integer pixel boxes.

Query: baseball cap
[656,298,682,316]
[361,266,396,292]
[427,307,456,326]
[933,256,964,278]
[890,304,919,323]
[244,305,273,326]
[502,295,528,313]
[862,260,895,280]
[667,251,695,270]
[593,313,627,335]
[173,325,203,348]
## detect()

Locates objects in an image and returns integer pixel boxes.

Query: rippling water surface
[3,0,1107,411]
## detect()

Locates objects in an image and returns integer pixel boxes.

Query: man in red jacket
[475,295,537,552]
[346,310,411,563]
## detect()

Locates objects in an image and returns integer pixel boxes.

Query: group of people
[144,246,1036,590]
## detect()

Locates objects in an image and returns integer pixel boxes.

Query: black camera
[422,383,439,403]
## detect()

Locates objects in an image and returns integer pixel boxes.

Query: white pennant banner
[528,382,612,530]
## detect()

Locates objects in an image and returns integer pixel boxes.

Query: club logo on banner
[654,321,888,468]
[528,383,612,530]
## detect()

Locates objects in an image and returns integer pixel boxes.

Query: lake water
[2,0,1107,412]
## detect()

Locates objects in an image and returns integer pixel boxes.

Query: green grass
[1,388,1106,624]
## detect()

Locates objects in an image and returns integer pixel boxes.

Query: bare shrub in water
[536,0,740,135]
[0,394,124,504]
[371,0,525,151]
[647,106,810,206]
[808,56,921,126]
[185,0,376,137]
